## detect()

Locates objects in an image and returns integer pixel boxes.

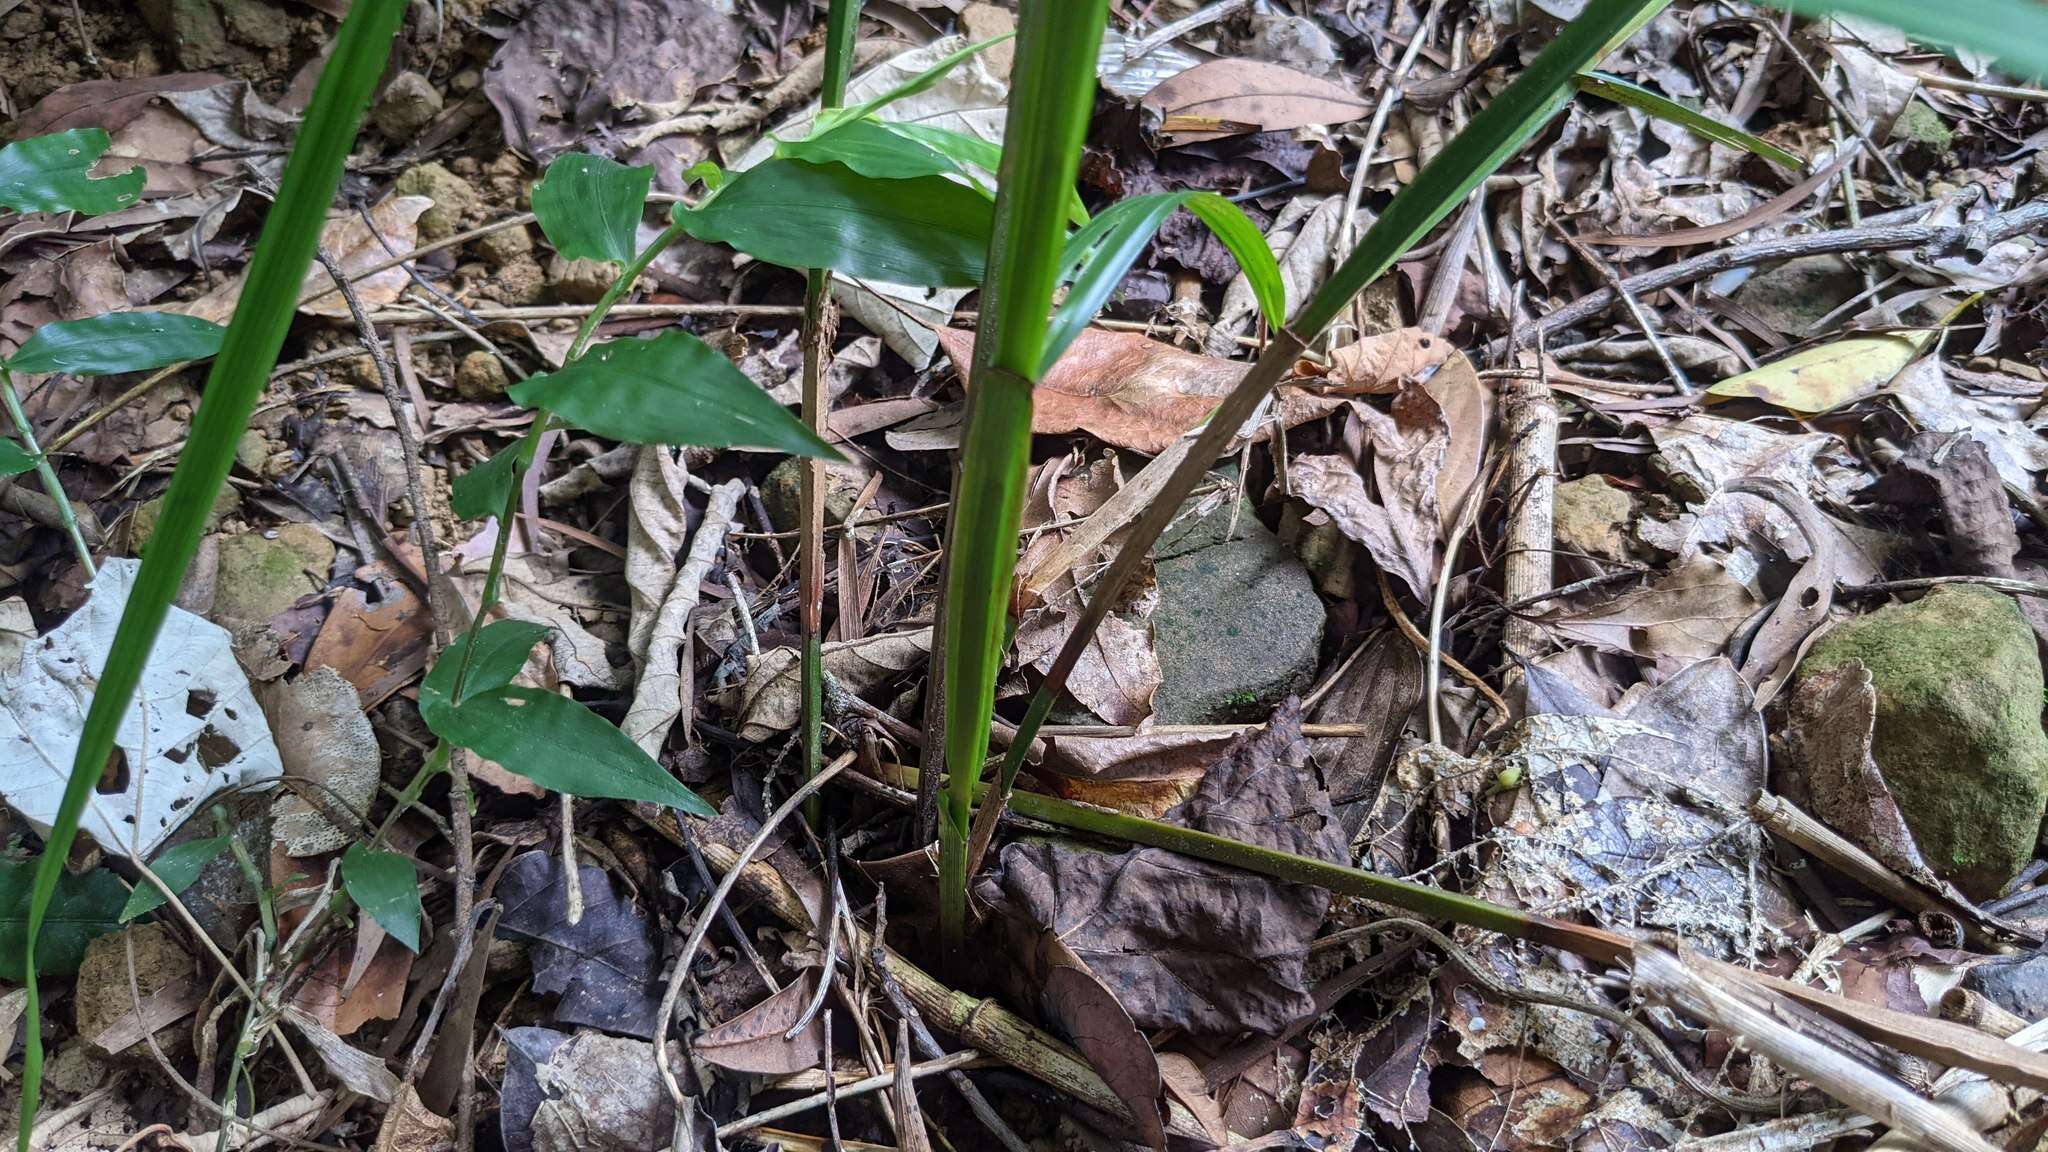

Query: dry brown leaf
[1039,934,1166,1151]
[735,629,932,741]
[1288,384,1447,601]
[1141,58,1369,144]
[1297,327,1454,394]
[305,580,433,710]
[1532,560,1758,674]
[694,974,827,1075]
[373,1085,455,1152]
[181,196,431,324]
[265,667,381,857]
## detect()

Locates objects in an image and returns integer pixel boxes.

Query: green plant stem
[16,5,409,1149]
[800,0,862,828]
[936,0,1109,962]
[0,364,93,574]
[972,0,1671,865]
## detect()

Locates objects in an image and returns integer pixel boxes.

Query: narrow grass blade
[937,0,1110,958]
[13,4,409,1147]
[1574,71,1801,168]
[982,0,1675,854]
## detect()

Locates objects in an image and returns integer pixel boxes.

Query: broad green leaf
[120,837,229,922]
[0,130,144,215]
[0,860,124,980]
[450,437,533,521]
[340,844,421,952]
[676,158,994,287]
[832,32,1016,127]
[0,441,33,477]
[24,3,411,1144]
[1780,0,2048,80]
[1183,192,1285,329]
[509,330,841,458]
[778,118,964,183]
[1042,191,1284,370]
[1575,72,1802,169]
[530,153,653,266]
[423,685,717,817]
[1708,330,1930,414]
[7,312,227,376]
[420,618,553,713]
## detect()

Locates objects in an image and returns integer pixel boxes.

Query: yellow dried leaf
[1707,330,1930,414]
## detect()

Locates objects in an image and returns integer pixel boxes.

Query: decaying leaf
[693,973,827,1075]
[266,667,381,857]
[734,629,931,742]
[1296,327,1455,394]
[502,1028,677,1152]
[0,558,282,858]
[497,851,663,1039]
[1141,59,1370,144]
[283,1005,400,1102]
[1708,330,1929,413]
[1039,934,1165,1151]
[1532,560,1758,674]
[979,701,1344,1036]
[181,197,431,324]
[1288,380,1451,603]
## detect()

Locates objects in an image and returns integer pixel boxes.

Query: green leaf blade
[1044,192,1185,371]
[421,618,553,714]
[1574,72,1801,169]
[777,118,962,182]
[0,441,34,477]
[0,130,144,216]
[677,158,994,287]
[1184,192,1287,328]
[0,860,125,981]
[509,331,842,459]
[450,438,533,521]
[7,313,228,377]
[424,686,717,817]
[340,844,422,952]
[530,153,654,266]
[1780,0,2048,80]
[121,838,230,922]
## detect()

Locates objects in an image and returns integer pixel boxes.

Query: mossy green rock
[212,525,333,623]
[130,487,241,553]
[1800,586,2048,899]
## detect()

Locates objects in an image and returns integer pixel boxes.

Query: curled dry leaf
[1287,382,1451,602]
[1039,933,1167,1151]
[180,196,431,324]
[1532,560,1758,675]
[734,628,932,742]
[693,973,827,1075]
[1295,327,1455,394]
[1141,59,1370,144]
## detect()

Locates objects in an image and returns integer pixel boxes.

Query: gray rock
[1731,256,1864,335]
[1150,495,1326,723]
[1962,955,2048,1021]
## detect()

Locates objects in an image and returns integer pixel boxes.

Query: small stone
[473,222,534,267]
[129,486,241,554]
[234,430,269,474]
[372,71,444,140]
[75,924,193,1056]
[1150,495,1326,723]
[759,457,873,533]
[1962,954,2048,1021]
[136,0,239,70]
[456,350,510,399]
[212,524,334,623]
[449,67,482,94]
[548,256,620,304]
[489,255,546,304]
[42,1042,111,1096]
[1732,255,1865,335]
[219,0,290,49]
[1797,586,2048,899]
[1893,101,1953,152]
[394,162,482,242]
[1552,476,1639,564]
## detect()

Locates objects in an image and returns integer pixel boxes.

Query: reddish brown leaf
[1141,59,1369,144]
[1296,327,1453,394]
[1040,935,1165,1151]
[694,973,828,1075]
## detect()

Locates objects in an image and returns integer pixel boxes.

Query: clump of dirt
[0,2,157,124]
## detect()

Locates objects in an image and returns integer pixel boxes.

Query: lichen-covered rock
[75,924,193,1056]
[212,525,333,623]
[1799,586,2048,899]
[1151,496,1325,723]
[129,486,241,554]
[456,350,510,399]
[394,162,481,242]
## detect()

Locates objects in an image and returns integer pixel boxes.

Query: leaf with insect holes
[0,129,144,215]
[8,313,227,376]
[509,331,840,459]
[121,837,229,921]
[1045,191,1282,371]
[530,153,653,266]
[419,620,716,817]
[677,158,994,287]
[450,437,534,521]
[341,843,421,952]
[1574,72,1802,168]
[0,442,33,477]
[0,860,125,980]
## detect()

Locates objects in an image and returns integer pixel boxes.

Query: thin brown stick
[1499,349,1559,658]
[1377,570,1509,721]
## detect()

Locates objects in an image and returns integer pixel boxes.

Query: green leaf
[420,618,553,713]
[1183,192,1285,329]
[778,118,965,183]
[0,129,144,216]
[120,838,230,922]
[683,159,728,193]
[423,685,718,817]
[0,860,125,981]
[1779,0,2048,80]
[20,3,411,1145]
[450,437,533,521]
[0,441,34,477]
[676,158,994,287]
[1042,190,1284,371]
[509,330,842,458]
[1574,72,1802,169]
[530,153,653,266]
[7,312,228,377]
[340,844,422,952]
